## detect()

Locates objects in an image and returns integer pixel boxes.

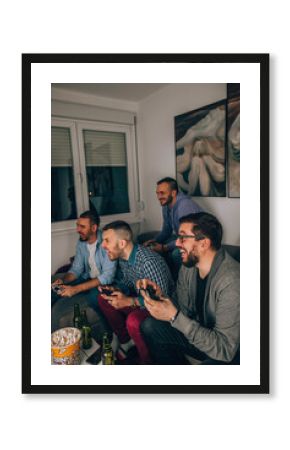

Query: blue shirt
[156,193,202,251]
[68,230,116,285]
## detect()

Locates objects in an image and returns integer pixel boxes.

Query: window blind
[83,130,127,167]
[51,127,73,167]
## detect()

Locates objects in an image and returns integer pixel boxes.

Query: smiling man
[140,212,240,365]
[99,220,174,364]
[51,210,116,332]
[144,177,202,253]
[143,177,202,277]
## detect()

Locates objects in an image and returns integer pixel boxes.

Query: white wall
[137,83,240,245]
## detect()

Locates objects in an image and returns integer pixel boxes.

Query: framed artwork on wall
[22,53,269,394]
[175,99,227,197]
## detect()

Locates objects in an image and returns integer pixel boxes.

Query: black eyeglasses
[176,234,197,243]
[176,234,205,243]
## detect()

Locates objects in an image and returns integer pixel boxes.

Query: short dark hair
[102,220,133,241]
[79,210,100,227]
[157,177,179,193]
[179,212,223,250]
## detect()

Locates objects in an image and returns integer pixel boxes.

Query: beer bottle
[81,310,92,350]
[73,303,82,329]
[80,310,89,326]
[101,332,114,365]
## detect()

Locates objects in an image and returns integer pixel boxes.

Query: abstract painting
[175,99,226,197]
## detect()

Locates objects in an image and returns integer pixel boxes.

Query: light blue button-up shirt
[68,230,116,285]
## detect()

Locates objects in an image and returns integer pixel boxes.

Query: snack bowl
[51,327,82,365]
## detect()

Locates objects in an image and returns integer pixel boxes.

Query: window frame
[51,117,140,234]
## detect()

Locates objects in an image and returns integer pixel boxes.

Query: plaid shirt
[117,244,174,301]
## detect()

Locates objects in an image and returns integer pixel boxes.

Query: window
[83,129,130,216]
[51,126,77,222]
[51,118,138,227]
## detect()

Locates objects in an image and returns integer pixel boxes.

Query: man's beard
[107,253,118,261]
[107,246,122,261]
[79,235,88,241]
[162,194,174,206]
[182,252,199,268]
[79,230,94,241]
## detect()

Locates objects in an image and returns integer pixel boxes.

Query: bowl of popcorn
[51,327,82,365]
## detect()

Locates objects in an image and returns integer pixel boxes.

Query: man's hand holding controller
[136,279,178,322]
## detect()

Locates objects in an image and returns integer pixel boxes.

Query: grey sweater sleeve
[173,273,240,362]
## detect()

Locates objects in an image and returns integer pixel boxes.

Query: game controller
[51,285,63,295]
[138,285,161,301]
[100,286,114,296]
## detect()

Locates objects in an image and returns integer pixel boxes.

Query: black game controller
[146,285,161,300]
[101,287,114,296]
[51,285,63,295]
[139,285,161,301]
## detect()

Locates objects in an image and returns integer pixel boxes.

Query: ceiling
[52,83,170,102]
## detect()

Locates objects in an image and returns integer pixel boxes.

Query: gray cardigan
[172,248,240,362]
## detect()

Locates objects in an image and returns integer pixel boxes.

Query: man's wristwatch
[170,309,180,325]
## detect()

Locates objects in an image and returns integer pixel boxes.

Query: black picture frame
[22,53,269,394]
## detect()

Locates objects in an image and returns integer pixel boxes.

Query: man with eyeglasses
[139,212,240,364]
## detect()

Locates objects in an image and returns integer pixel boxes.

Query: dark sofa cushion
[54,256,75,275]
[222,244,240,262]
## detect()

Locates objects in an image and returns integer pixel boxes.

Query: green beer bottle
[73,303,82,329]
[101,332,114,365]
[81,310,92,350]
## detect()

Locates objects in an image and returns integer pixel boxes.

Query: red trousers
[98,296,152,364]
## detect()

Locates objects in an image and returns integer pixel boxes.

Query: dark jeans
[140,317,240,365]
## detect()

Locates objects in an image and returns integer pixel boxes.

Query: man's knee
[126,311,145,334]
[140,317,161,339]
